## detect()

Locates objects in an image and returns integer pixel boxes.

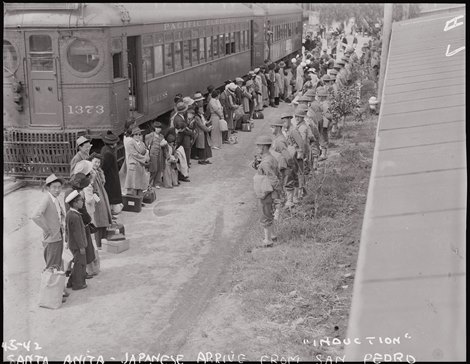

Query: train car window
[153,45,163,76]
[199,38,205,63]
[164,43,174,74]
[29,35,53,71]
[183,40,191,68]
[230,33,236,54]
[174,41,183,71]
[288,24,292,37]
[235,32,240,53]
[219,34,225,57]
[113,52,123,79]
[3,40,18,76]
[224,33,230,55]
[212,36,218,58]
[67,38,100,73]
[142,47,153,80]
[192,39,199,64]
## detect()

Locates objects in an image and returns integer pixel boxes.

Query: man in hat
[173,101,193,165]
[270,120,297,209]
[145,120,166,189]
[171,101,187,129]
[277,61,286,100]
[259,66,269,108]
[32,173,67,272]
[252,135,281,248]
[124,127,150,196]
[70,136,91,176]
[100,131,123,219]
[223,83,239,134]
[233,79,246,129]
[254,68,263,112]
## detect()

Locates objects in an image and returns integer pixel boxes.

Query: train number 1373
[67,105,105,115]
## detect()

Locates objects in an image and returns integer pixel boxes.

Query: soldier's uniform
[318,93,332,161]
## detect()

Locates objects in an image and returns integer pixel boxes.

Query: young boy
[65,190,88,291]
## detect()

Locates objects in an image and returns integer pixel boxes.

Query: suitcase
[107,223,125,239]
[253,111,264,119]
[241,122,252,132]
[107,233,126,241]
[143,188,157,204]
[102,238,130,254]
[122,195,143,212]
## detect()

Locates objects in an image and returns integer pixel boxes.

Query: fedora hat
[69,173,91,190]
[45,173,64,186]
[254,67,260,73]
[246,80,254,87]
[270,120,285,127]
[183,96,195,106]
[176,101,188,113]
[131,127,142,136]
[152,120,162,128]
[255,135,273,145]
[73,160,93,176]
[102,131,119,144]
[76,136,90,147]
[193,92,204,101]
[65,190,81,204]
[322,74,332,82]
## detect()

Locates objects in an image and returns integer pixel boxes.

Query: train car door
[126,36,143,118]
[24,31,64,127]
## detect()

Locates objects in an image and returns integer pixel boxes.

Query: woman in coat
[88,152,113,249]
[188,106,213,164]
[208,90,224,149]
[242,80,255,120]
[124,127,149,196]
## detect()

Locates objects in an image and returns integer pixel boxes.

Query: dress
[208,98,224,148]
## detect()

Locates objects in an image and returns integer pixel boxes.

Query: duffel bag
[253,111,264,119]
[143,187,157,204]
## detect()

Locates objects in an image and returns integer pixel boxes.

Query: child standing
[65,190,88,291]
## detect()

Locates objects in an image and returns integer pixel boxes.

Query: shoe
[198,161,206,165]
[212,146,220,150]
[272,236,278,242]
[204,160,212,164]
[66,281,72,288]
[85,274,94,279]
[62,297,67,303]
[72,284,87,291]
[63,291,70,298]
[180,177,190,182]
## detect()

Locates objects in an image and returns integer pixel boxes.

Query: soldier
[317,88,333,161]
[288,104,312,201]
[252,135,281,248]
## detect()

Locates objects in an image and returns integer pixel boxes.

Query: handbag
[143,187,157,204]
[219,119,228,132]
[38,267,66,309]
[253,174,274,199]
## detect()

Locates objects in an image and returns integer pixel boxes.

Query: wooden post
[377,3,393,104]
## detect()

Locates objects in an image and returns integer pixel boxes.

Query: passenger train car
[3,3,302,179]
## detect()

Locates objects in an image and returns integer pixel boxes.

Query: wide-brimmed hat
[248,71,255,77]
[330,74,337,81]
[278,61,286,68]
[369,96,379,105]
[333,63,342,69]
[235,77,244,84]
[65,189,81,204]
[69,173,91,190]
[193,92,204,101]
[322,74,332,82]
[270,120,285,127]
[329,69,339,75]
[228,83,237,91]
[152,120,162,128]
[73,160,93,176]
[337,60,346,65]
[304,89,317,98]
[176,101,188,113]
[45,173,64,186]
[294,104,308,117]
[255,135,273,145]
[281,112,293,119]
[102,130,119,144]
[166,133,176,143]
[183,96,195,106]
[298,95,312,103]
[76,136,90,147]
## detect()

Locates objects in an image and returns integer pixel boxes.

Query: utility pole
[377,3,393,104]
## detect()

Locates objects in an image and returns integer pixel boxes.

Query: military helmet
[255,135,273,145]
[304,89,317,98]
[270,120,285,127]
[294,103,309,117]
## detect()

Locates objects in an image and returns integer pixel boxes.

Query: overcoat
[124,138,149,190]
[100,144,122,204]
[194,115,212,149]
[91,168,112,228]
[145,131,164,173]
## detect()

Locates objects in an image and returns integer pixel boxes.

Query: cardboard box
[102,238,129,254]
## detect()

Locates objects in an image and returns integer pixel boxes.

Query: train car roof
[250,3,303,16]
[4,3,254,28]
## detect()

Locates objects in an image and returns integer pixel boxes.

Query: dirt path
[3,104,288,362]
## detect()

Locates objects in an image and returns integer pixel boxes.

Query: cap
[176,101,188,113]
[65,190,81,204]
[255,135,273,145]
[131,127,142,136]
[281,112,294,119]
[294,104,308,117]
[45,173,64,186]
[193,92,204,101]
[102,130,119,144]
[76,136,90,147]
[73,160,93,176]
